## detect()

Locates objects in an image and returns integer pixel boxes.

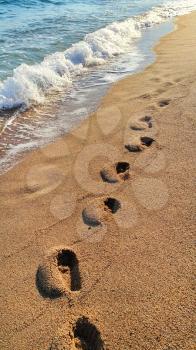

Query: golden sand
[0,12,195,350]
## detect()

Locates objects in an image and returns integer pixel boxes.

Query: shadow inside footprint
[159,99,170,107]
[36,248,81,298]
[125,135,154,153]
[73,317,105,350]
[125,144,142,152]
[100,168,118,183]
[140,136,155,147]
[82,208,102,227]
[130,115,153,131]
[130,125,145,131]
[116,162,130,174]
[57,249,81,292]
[100,161,130,183]
[104,197,121,214]
[140,115,153,128]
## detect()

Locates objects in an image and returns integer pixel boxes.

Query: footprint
[140,115,153,129]
[129,115,153,131]
[125,144,142,152]
[139,93,151,99]
[50,317,105,350]
[125,136,155,152]
[104,197,121,214]
[36,248,81,298]
[140,136,155,147]
[100,168,118,184]
[125,140,143,152]
[73,317,105,350]
[158,99,171,107]
[82,204,103,227]
[82,197,121,228]
[116,161,130,174]
[100,161,130,183]
[25,164,64,197]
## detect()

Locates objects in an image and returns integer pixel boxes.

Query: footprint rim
[129,115,153,131]
[100,161,130,183]
[82,207,102,227]
[100,168,119,184]
[36,247,81,298]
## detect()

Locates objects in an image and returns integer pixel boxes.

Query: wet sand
[0,12,195,350]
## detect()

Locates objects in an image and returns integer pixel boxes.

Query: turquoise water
[0,0,196,110]
[0,0,196,173]
[0,0,167,81]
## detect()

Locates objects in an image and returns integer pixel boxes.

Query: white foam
[0,0,196,110]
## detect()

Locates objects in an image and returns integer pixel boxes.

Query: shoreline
[0,20,174,176]
[0,12,195,350]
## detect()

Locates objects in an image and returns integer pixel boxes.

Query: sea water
[0,0,196,172]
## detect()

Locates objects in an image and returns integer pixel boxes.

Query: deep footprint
[36,248,81,298]
[82,206,102,227]
[82,197,121,228]
[100,161,130,183]
[116,161,130,174]
[140,136,155,147]
[104,197,121,214]
[125,136,155,152]
[73,317,105,350]
[100,168,119,183]
[130,115,153,131]
[140,115,153,128]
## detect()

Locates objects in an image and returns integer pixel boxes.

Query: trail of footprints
[125,115,155,152]
[37,248,105,349]
[36,112,158,349]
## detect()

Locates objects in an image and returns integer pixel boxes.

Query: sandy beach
[0,11,195,350]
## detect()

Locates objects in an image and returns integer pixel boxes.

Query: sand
[0,12,195,350]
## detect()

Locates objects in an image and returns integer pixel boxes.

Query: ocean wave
[0,0,196,110]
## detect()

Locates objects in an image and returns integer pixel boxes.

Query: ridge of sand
[0,12,195,350]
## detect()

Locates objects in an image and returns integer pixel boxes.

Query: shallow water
[0,0,167,81]
[1,0,196,110]
[0,0,196,173]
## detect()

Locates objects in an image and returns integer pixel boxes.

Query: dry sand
[0,12,195,350]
